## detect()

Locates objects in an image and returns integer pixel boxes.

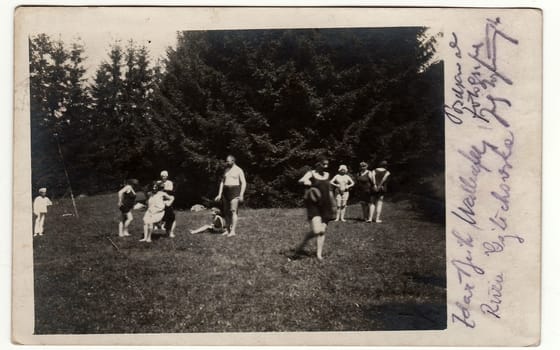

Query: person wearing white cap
[33,187,52,236]
[330,165,355,222]
[159,170,176,237]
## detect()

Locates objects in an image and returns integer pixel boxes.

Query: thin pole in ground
[54,134,79,218]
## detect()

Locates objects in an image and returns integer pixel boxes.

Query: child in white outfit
[33,188,52,236]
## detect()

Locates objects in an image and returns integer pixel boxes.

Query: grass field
[32,193,446,334]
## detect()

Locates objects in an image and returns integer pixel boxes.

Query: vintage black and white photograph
[11,5,547,347]
[26,16,447,335]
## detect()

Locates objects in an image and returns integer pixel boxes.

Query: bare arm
[215,179,224,201]
[117,185,128,206]
[298,171,313,186]
[239,170,247,201]
[330,175,340,188]
[378,171,391,188]
[369,171,378,191]
[163,193,175,206]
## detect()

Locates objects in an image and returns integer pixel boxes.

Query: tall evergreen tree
[153,28,443,208]
[89,41,159,189]
[29,35,92,196]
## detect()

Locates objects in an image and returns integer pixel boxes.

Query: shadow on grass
[363,302,447,330]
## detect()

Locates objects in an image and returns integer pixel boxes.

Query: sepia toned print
[13,7,541,346]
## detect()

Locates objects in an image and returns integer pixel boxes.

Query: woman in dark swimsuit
[372,160,391,223]
[356,161,375,222]
[117,179,138,237]
[295,158,335,260]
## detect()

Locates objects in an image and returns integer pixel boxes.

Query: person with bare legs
[355,162,375,222]
[117,179,138,237]
[141,182,174,243]
[189,207,226,234]
[214,155,247,237]
[330,165,355,222]
[372,160,391,223]
[295,158,335,260]
[159,170,176,238]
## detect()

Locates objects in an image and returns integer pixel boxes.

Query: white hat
[338,165,348,172]
[160,170,169,177]
[38,188,47,193]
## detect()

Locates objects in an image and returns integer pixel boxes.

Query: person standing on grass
[117,179,138,237]
[330,164,355,222]
[372,160,391,223]
[141,182,175,243]
[214,155,247,237]
[295,158,335,261]
[33,187,52,237]
[159,170,176,238]
[355,161,376,222]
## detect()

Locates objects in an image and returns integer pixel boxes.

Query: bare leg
[123,212,133,236]
[223,208,232,236]
[146,224,153,242]
[190,224,213,234]
[340,200,347,222]
[367,203,375,222]
[228,211,238,236]
[140,224,148,241]
[227,199,240,237]
[316,233,325,260]
[168,220,176,238]
[312,217,327,260]
[375,197,384,222]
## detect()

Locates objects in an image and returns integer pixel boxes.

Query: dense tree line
[29,28,444,216]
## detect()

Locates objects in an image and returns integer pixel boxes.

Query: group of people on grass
[33,155,390,261]
[295,158,390,260]
[117,155,246,243]
[118,170,177,242]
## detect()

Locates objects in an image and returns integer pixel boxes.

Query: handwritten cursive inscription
[445,18,519,127]
[450,229,485,328]
[480,273,504,319]
[482,234,525,256]
[447,17,524,329]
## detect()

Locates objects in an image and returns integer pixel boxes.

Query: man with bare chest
[215,155,247,237]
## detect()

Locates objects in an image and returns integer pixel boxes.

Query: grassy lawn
[32,193,446,333]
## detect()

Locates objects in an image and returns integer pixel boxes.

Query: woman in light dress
[140,182,175,243]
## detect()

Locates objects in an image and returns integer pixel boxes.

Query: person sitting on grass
[330,164,355,222]
[189,207,226,234]
[117,179,138,237]
[33,187,52,237]
[140,182,174,243]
